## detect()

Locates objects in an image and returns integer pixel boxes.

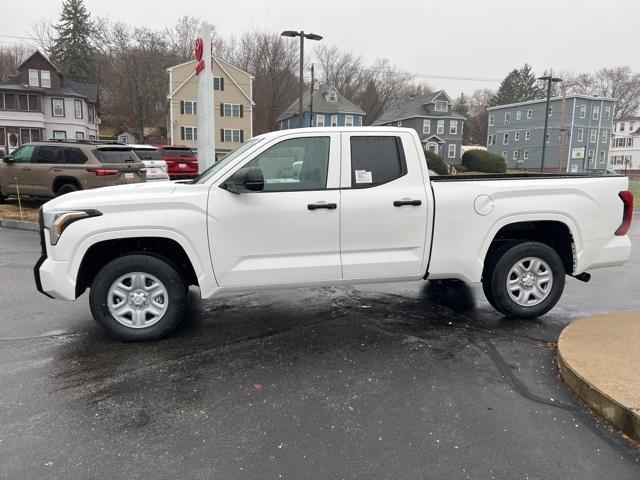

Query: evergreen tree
[50,0,95,83]
[490,63,544,106]
[453,93,472,144]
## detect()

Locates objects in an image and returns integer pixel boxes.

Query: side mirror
[2,155,14,164]
[223,167,264,194]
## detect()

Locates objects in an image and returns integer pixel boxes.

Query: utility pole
[538,75,562,172]
[281,30,323,128]
[308,63,315,127]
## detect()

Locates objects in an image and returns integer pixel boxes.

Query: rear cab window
[349,136,407,188]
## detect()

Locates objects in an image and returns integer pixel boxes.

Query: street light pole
[538,75,562,172]
[281,30,323,128]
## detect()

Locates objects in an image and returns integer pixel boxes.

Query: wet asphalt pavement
[0,215,639,479]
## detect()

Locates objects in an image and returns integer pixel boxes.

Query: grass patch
[629,181,640,207]
[0,198,43,222]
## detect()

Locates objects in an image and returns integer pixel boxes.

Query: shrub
[424,151,449,175]
[461,149,506,173]
[454,165,468,173]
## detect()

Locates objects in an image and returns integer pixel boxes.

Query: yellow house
[167,57,254,160]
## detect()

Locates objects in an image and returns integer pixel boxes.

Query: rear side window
[350,136,407,188]
[63,148,87,164]
[133,149,162,160]
[163,148,194,158]
[34,146,64,164]
[94,148,139,163]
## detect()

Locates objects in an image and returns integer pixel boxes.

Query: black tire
[89,254,187,341]
[486,241,565,319]
[482,241,518,310]
[56,183,79,196]
[0,190,6,204]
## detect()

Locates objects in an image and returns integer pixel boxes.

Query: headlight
[42,209,102,245]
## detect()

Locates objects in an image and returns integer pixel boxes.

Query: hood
[43,181,178,212]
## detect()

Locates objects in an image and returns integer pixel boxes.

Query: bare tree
[314,45,365,99]
[31,19,56,55]
[0,45,31,79]
[465,88,495,145]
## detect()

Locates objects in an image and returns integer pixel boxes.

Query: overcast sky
[3,0,637,96]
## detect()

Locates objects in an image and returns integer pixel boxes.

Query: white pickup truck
[34,127,634,341]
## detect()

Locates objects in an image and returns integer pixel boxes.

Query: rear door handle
[308,202,337,210]
[52,168,62,172]
[394,199,422,207]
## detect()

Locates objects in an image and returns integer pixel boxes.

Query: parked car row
[0,140,198,202]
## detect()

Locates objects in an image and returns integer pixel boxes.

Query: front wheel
[89,254,187,341]
[484,242,565,319]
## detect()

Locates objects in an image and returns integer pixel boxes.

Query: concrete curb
[557,315,640,442]
[0,218,38,231]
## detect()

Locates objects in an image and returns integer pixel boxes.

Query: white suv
[129,145,170,182]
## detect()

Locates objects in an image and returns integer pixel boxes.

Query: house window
[627,137,633,147]
[590,129,597,143]
[221,103,242,118]
[20,128,40,144]
[513,150,519,160]
[19,94,38,111]
[213,76,224,91]
[448,143,456,158]
[181,126,197,141]
[488,134,495,145]
[118,135,128,143]
[503,133,509,145]
[437,120,444,134]
[52,98,65,117]
[516,111,521,121]
[52,130,67,140]
[331,115,338,127]
[527,109,533,119]
[0,93,15,110]
[182,101,197,115]
[599,150,606,163]
[601,130,608,143]
[604,106,611,121]
[525,130,531,141]
[523,150,529,160]
[74,99,83,119]
[40,70,51,88]
[76,131,84,140]
[397,120,402,127]
[592,105,600,120]
[578,104,586,118]
[504,112,511,124]
[0,127,4,146]
[89,135,96,140]
[488,115,494,126]
[222,128,242,143]
[434,100,447,112]
[327,91,337,102]
[423,119,430,134]
[545,133,550,143]
[501,151,508,159]
[316,114,325,127]
[449,120,458,135]
[514,131,520,142]
[88,105,95,123]
[28,69,39,86]
[577,128,584,142]
[345,115,354,127]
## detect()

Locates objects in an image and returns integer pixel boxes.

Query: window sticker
[355,170,372,184]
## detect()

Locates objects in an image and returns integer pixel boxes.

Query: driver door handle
[308,202,337,211]
[393,199,421,207]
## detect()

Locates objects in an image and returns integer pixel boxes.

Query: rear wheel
[56,183,79,196]
[89,254,187,341]
[484,242,565,319]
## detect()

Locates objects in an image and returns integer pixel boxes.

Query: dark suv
[0,140,146,202]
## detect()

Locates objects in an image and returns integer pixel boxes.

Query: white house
[608,116,640,173]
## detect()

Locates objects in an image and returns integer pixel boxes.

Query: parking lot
[1,216,639,479]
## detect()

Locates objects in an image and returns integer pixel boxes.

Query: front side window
[52,98,65,117]
[350,136,406,189]
[74,100,83,119]
[28,69,39,86]
[12,145,36,163]
[244,136,330,192]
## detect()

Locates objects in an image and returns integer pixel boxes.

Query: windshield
[194,138,263,184]
[93,148,139,164]
[133,149,163,160]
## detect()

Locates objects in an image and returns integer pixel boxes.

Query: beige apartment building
[167,57,254,159]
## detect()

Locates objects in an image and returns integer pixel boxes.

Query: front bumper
[34,210,75,301]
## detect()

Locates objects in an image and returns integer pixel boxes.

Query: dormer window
[28,69,39,87]
[434,100,447,112]
[41,70,51,88]
[327,91,337,102]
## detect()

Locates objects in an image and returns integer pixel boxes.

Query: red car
[157,145,198,179]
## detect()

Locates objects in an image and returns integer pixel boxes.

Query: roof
[17,50,60,73]
[486,94,617,111]
[0,73,98,103]
[372,90,465,125]
[277,84,365,121]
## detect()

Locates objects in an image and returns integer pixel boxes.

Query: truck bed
[430,173,624,182]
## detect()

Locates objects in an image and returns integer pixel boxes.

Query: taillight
[88,168,119,176]
[615,191,634,236]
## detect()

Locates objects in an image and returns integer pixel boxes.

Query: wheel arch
[52,176,82,194]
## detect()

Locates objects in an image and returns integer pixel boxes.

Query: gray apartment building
[486,95,616,172]
[373,91,465,164]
